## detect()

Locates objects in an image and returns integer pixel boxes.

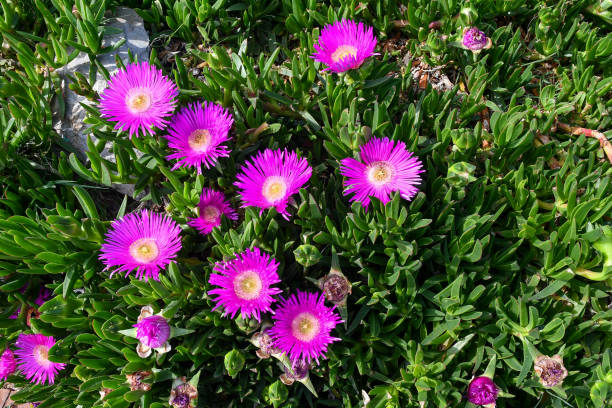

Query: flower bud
[429,21,442,30]
[467,376,498,406]
[320,272,351,304]
[169,377,198,408]
[236,315,261,334]
[462,27,492,52]
[534,355,568,387]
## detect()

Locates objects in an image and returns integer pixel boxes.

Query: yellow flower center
[126,91,152,114]
[291,312,320,342]
[202,205,221,223]
[233,271,263,300]
[188,129,212,152]
[367,161,394,186]
[262,177,288,204]
[129,238,159,264]
[33,344,50,367]
[331,45,358,63]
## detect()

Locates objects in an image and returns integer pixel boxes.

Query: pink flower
[269,291,342,365]
[0,349,17,380]
[188,188,238,235]
[234,149,312,220]
[164,102,233,174]
[311,20,377,73]
[340,137,424,208]
[209,247,281,321]
[99,61,178,138]
[14,334,66,385]
[134,315,171,349]
[467,376,498,405]
[99,210,182,281]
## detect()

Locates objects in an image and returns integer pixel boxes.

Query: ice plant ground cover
[0,0,611,407]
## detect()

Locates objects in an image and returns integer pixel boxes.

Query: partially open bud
[134,315,171,348]
[280,360,310,385]
[130,305,173,357]
[467,376,498,406]
[462,27,492,52]
[169,377,198,408]
[534,355,568,387]
[126,370,152,391]
[319,270,351,304]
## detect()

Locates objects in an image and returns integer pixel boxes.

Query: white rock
[53,7,149,197]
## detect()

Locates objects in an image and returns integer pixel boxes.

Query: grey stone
[52,7,149,197]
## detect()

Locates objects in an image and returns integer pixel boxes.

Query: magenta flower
[188,188,238,235]
[134,315,171,349]
[99,210,182,281]
[14,334,66,385]
[467,376,498,405]
[462,27,491,51]
[235,149,312,220]
[164,102,233,174]
[311,20,377,73]
[340,137,424,208]
[0,349,17,380]
[99,61,178,138]
[209,247,281,321]
[269,291,342,365]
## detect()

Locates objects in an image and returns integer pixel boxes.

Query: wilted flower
[340,137,424,208]
[235,149,312,220]
[311,20,377,73]
[164,102,233,174]
[320,272,351,304]
[134,315,171,349]
[188,188,238,235]
[0,348,17,380]
[251,329,281,359]
[269,291,343,365]
[126,370,152,391]
[462,27,492,51]
[14,334,66,385]
[99,210,182,281]
[280,359,310,385]
[209,247,281,321]
[534,354,568,387]
[99,61,178,138]
[99,387,113,400]
[169,377,198,408]
[467,376,498,406]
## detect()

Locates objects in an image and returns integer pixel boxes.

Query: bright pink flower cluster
[207,249,342,365]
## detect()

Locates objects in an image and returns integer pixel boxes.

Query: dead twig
[555,121,612,164]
